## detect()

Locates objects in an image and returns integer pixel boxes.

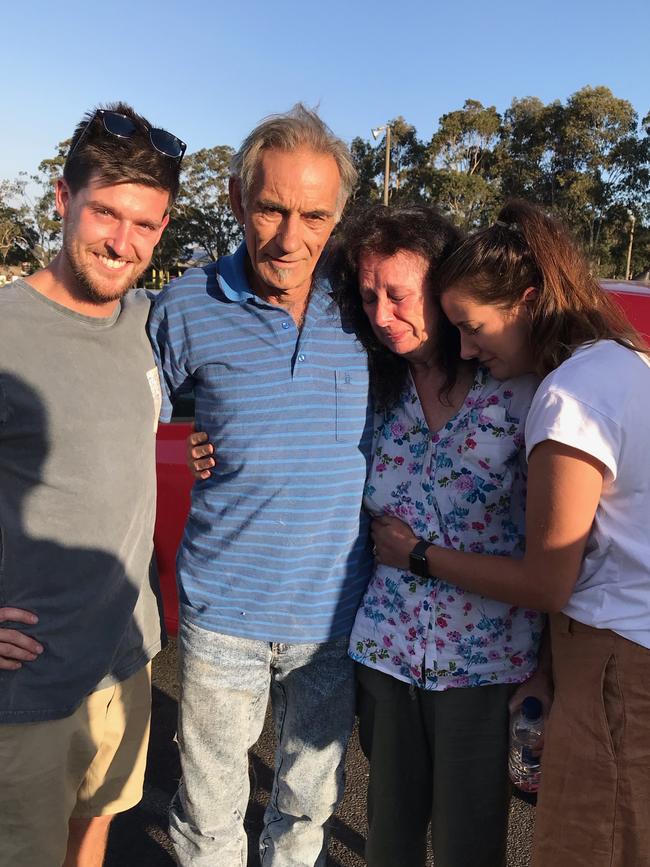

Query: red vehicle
[600,280,650,340]
[153,280,650,636]
[154,417,194,636]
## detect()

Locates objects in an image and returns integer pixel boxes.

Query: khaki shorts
[0,663,152,867]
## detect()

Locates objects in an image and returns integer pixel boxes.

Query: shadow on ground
[106,640,534,866]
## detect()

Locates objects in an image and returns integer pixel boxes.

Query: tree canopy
[2,85,648,280]
[349,86,649,277]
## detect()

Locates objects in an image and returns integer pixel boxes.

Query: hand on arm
[0,608,43,670]
[186,429,215,480]
[372,441,606,613]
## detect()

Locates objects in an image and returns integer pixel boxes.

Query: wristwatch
[409,539,432,578]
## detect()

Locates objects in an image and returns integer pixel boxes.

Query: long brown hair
[434,199,647,376]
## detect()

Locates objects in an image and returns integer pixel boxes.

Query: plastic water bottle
[508,696,543,793]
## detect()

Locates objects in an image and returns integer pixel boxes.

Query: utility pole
[625,212,636,280]
[371,123,392,206]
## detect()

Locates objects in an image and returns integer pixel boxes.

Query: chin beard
[267,264,294,286]
[64,240,142,304]
[269,268,289,298]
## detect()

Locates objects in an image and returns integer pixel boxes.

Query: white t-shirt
[525,340,650,648]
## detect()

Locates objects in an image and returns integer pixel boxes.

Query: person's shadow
[0,373,161,843]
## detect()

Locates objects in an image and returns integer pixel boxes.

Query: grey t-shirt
[0,280,164,722]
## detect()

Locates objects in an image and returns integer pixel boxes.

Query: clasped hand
[0,608,42,670]
[370,514,420,570]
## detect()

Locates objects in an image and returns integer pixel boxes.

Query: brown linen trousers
[532,613,650,867]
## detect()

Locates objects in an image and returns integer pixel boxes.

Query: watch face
[409,549,429,578]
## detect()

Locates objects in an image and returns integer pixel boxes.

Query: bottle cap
[521,696,543,721]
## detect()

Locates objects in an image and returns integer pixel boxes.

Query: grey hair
[230,103,357,219]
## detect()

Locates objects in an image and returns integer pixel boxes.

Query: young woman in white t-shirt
[370,199,650,867]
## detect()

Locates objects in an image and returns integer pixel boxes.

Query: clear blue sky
[2,0,648,183]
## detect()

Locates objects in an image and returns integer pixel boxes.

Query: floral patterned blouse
[349,366,544,690]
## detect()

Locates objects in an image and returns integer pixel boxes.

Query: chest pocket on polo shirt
[335,369,368,443]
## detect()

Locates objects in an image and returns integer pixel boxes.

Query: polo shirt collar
[217,241,333,313]
[216,242,255,302]
[306,274,334,318]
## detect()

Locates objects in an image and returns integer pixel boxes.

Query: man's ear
[229,177,245,226]
[55,178,72,219]
[153,213,170,246]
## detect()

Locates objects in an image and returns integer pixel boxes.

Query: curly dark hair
[330,203,463,409]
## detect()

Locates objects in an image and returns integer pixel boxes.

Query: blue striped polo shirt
[148,244,373,643]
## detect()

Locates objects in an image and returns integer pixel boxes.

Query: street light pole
[382,125,391,206]
[371,123,391,206]
[625,212,636,281]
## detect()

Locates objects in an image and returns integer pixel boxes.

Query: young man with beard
[0,103,184,867]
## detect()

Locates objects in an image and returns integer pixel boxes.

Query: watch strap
[409,539,432,578]
[411,539,432,558]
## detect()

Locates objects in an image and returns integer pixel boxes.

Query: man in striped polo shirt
[148,105,373,866]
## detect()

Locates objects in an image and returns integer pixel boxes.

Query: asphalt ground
[106,640,535,866]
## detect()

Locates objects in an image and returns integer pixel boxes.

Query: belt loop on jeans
[271,642,288,655]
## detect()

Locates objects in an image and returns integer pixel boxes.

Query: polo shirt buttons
[297,353,306,362]
[282,321,290,329]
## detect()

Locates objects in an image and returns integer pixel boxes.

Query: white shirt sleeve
[525,386,621,480]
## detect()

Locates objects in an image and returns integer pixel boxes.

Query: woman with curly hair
[334,204,542,867]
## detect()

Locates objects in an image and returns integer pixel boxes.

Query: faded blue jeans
[169,616,356,867]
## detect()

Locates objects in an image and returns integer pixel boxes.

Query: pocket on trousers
[601,653,624,758]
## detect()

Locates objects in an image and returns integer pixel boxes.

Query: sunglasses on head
[68,109,186,163]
